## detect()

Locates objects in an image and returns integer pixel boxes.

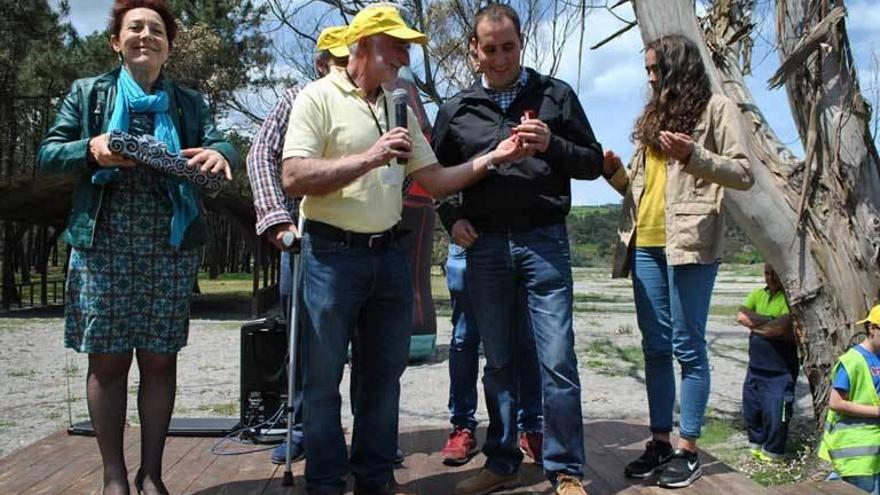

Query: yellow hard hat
[317,26,350,57]
[345,6,427,46]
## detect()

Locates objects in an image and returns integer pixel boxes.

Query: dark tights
[87,350,176,495]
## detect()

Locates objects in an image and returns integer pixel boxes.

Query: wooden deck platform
[0,420,863,494]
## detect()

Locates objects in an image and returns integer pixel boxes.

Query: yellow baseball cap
[345,6,428,45]
[317,26,350,57]
[857,305,880,326]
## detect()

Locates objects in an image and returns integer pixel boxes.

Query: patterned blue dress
[64,113,201,354]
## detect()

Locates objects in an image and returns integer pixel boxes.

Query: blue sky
[53,0,879,205]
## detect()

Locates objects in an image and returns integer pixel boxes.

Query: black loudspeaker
[240,316,288,429]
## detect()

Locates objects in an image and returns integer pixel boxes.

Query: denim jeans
[632,247,717,440]
[280,251,303,438]
[300,232,412,493]
[828,471,880,494]
[465,223,583,480]
[446,242,543,433]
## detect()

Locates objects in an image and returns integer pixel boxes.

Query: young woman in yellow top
[603,34,754,488]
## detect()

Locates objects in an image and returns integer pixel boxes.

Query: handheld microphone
[392,88,409,167]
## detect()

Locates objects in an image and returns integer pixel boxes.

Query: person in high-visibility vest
[819,304,880,494]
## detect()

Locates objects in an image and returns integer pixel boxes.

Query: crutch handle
[281,231,301,253]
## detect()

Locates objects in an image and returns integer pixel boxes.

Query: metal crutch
[282,215,305,487]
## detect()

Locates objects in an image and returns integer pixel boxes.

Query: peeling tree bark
[631,0,880,429]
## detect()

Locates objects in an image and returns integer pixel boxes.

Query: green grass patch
[709,304,741,317]
[0,419,16,431]
[199,402,238,416]
[699,417,737,445]
[694,415,822,487]
[197,277,252,297]
[715,341,750,353]
[573,292,628,304]
[8,368,37,378]
[434,298,452,318]
[62,361,80,377]
[578,338,643,377]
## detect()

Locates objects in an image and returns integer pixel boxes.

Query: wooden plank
[773,480,868,495]
[813,480,873,495]
[582,423,655,495]
[772,484,825,495]
[0,431,81,494]
[55,428,141,495]
[1,421,826,495]
[162,437,219,494]
[584,418,774,495]
[183,440,279,495]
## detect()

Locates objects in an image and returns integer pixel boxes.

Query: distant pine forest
[565,204,762,267]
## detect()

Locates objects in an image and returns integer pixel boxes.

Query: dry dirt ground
[0,266,815,467]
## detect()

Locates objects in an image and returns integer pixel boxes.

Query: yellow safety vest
[818,347,880,477]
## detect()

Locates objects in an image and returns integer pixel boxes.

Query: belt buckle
[368,234,386,249]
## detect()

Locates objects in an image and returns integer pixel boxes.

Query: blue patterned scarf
[92,66,200,248]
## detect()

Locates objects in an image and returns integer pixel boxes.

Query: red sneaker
[519,431,543,464]
[440,427,479,466]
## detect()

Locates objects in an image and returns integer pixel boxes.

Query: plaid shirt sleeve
[247,87,300,235]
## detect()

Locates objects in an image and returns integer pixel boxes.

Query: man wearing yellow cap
[246,25,349,466]
[820,305,880,494]
[280,4,527,494]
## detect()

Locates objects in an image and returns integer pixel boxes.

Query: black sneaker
[657,449,702,488]
[624,440,673,478]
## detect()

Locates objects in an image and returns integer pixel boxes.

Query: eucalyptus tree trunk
[631,0,880,427]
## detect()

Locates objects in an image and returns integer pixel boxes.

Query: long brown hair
[632,35,712,150]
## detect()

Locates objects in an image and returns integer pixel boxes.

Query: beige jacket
[607,93,754,278]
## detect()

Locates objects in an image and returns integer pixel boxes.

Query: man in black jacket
[431,4,604,495]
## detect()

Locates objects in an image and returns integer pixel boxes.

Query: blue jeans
[828,472,880,494]
[632,247,717,440]
[446,243,543,433]
[300,232,412,493]
[465,223,583,480]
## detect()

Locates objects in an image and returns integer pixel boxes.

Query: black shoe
[657,449,702,489]
[624,440,673,478]
[394,447,405,465]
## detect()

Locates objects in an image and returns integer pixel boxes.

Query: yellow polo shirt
[636,146,667,247]
[282,67,436,233]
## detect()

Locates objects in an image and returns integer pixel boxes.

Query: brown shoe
[454,468,519,495]
[555,474,588,495]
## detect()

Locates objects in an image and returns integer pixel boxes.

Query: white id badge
[381,164,405,187]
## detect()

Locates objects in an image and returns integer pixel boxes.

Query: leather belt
[303,220,405,249]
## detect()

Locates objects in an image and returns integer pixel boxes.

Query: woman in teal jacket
[38,1,239,494]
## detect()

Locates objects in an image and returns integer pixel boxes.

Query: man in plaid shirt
[246,26,349,465]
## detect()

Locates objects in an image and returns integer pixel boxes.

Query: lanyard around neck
[346,70,388,137]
